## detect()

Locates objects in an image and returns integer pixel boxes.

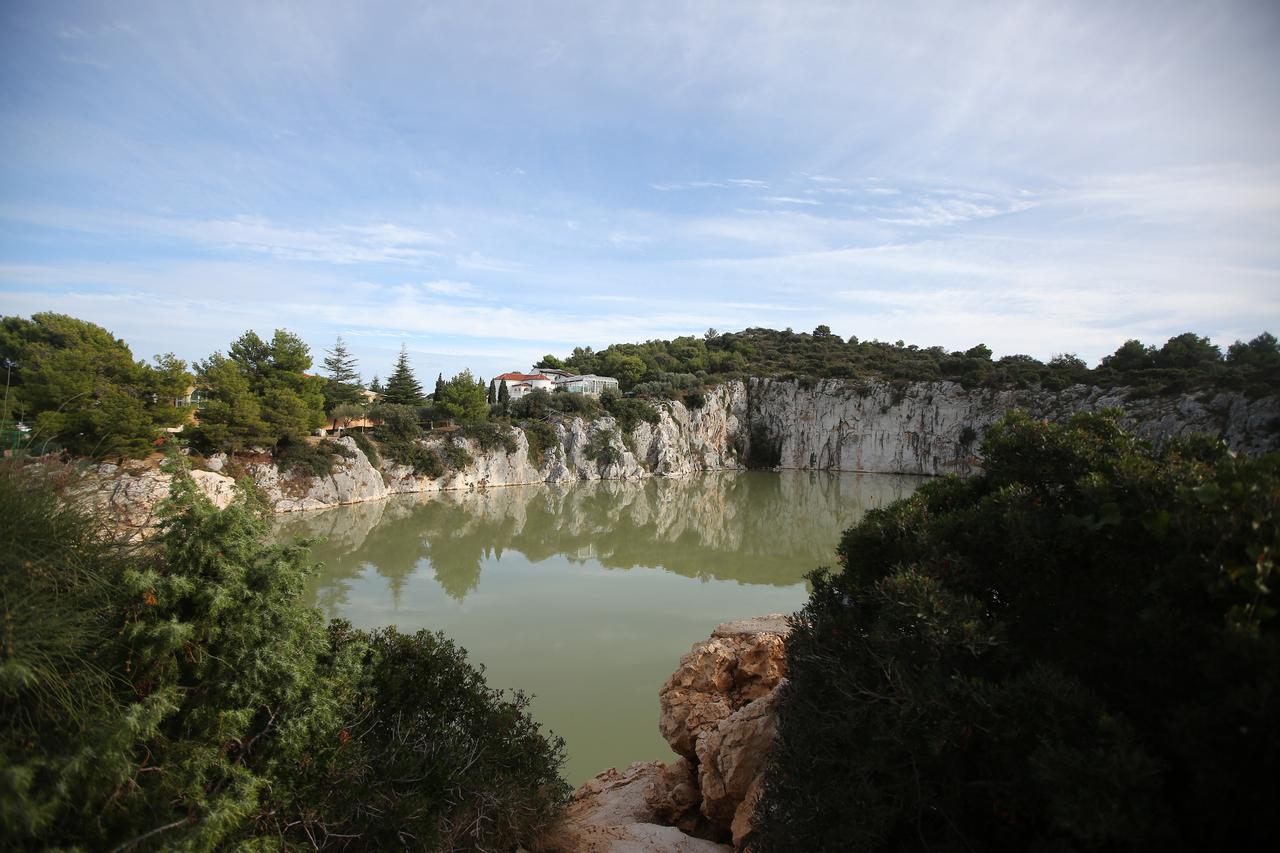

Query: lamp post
[1,358,13,428]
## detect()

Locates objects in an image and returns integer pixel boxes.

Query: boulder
[643,757,705,836]
[658,615,790,759]
[696,684,784,841]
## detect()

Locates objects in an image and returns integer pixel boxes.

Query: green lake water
[273,470,925,784]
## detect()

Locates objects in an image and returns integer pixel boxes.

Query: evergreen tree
[434,372,445,401]
[194,329,324,450]
[382,345,424,405]
[486,379,495,405]
[437,370,489,423]
[498,380,510,414]
[322,336,363,411]
[369,374,382,393]
[0,313,192,459]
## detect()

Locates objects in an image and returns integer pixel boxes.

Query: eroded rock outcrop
[658,615,790,760]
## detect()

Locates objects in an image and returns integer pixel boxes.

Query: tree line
[556,325,1280,398]
[4,312,1276,461]
[0,313,489,459]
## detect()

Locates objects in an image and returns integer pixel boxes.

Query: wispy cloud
[651,178,768,191]
[760,196,822,206]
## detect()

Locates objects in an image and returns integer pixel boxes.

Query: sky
[2,0,1278,383]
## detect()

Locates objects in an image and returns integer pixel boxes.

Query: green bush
[372,402,423,442]
[754,411,1279,851]
[349,431,380,467]
[601,390,659,434]
[0,460,568,849]
[315,625,571,849]
[461,421,518,454]
[440,440,474,471]
[683,391,707,409]
[585,428,623,467]
[520,420,560,466]
[275,437,355,479]
[383,438,443,477]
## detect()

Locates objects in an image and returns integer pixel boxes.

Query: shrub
[302,624,571,851]
[276,437,354,479]
[601,390,659,434]
[585,428,622,467]
[349,431,380,467]
[461,421,518,454]
[520,420,560,466]
[440,440,474,470]
[371,402,422,442]
[0,460,569,849]
[549,391,603,417]
[754,411,1280,851]
[683,391,707,409]
[383,438,443,477]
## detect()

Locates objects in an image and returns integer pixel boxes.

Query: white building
[493,372,556,399]
[557,374,620,395]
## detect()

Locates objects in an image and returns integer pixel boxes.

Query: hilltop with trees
[559,326,1280,399]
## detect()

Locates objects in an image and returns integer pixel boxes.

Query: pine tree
[369,375,382,393]
[437,370,489,423]
[434,372,445,401]
[382,346,424,405]
[322,337,363,411]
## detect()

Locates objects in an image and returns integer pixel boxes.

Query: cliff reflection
[274,471,925,612]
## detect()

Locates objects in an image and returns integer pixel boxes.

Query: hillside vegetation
[559,326,1280,398]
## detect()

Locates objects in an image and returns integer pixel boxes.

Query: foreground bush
[0,461,568,850]
[756,411,1278,851]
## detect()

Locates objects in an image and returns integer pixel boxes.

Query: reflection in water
[273,470,924,783]
[276,471,924,611]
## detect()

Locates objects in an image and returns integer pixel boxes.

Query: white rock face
[73,460,236,539]
[71,380,1279,532]
[746,378,1280,476]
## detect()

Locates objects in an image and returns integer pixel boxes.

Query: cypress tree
[498,381,510,414]
[382,346,424,405]
[434,372,445,401]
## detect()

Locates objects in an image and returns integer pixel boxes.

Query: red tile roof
[495,372,550,381]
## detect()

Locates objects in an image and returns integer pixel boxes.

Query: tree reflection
[278,471,926,604]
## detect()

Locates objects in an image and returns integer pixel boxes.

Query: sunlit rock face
[745,378,1280,476]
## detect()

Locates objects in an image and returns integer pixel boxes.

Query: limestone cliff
[73,377,1277,533]
[744,377,1280,477]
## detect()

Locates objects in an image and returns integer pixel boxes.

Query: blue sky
[2,0,1278,383]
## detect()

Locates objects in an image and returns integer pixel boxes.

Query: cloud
[0,206,448,264]
[759,196,822,206]
[606,230,654,248]
[651,178,768,191]
[420,279,478,296]
[876,196,1036,227]
[454,252,526,273]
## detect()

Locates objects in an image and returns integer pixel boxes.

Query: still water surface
[273,471,925,784]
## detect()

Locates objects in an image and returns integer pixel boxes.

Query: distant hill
[554,326,1280,399]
